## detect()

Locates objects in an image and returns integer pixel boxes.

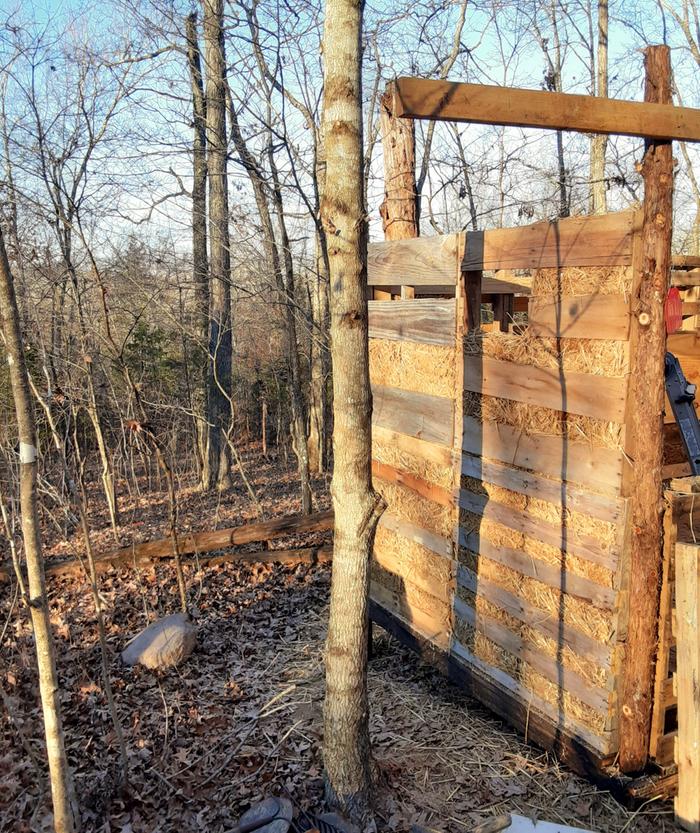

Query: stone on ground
[121,612,196,670]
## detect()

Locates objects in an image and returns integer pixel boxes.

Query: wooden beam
[619,45,674,774]
[390,77,700,142]
[368,234,459,286]
[372,384,454,446]
[368,298,456,345]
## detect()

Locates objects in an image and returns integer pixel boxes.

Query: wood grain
[528,293,630,341]
[373,384,453,446]
[378,511,454,559]
[368,298,456,345]
[368,234,459,286]
[372,460,453,507]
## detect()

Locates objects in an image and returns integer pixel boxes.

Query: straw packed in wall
[370,338,455,398]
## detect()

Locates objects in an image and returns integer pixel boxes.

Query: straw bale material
[372,561,451,626]
[453,607,606,734]
[459,511,613,587]
[370,338,455,398]
[463,330,628,377]
[373,438,454,491]
[375,525,453,588]
[374,478,454,539]
[460,477,617,553]
[463,391,623,449]
[531,265,633,298]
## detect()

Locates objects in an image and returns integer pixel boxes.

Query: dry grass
[370,339,456,398]
[531,265,633,297]
[463,391,624,449]
[374,478,455,540]
[374,525,453,589]
[373,438,454,491]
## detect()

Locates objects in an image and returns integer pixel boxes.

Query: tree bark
[590,0,609,214]
[202,0,232,491]
[378,91,418,241]
[321,0,385,823]
[619,44,674,774]
[0,226,79,833]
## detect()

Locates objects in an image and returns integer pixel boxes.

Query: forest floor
[0,447,684,833]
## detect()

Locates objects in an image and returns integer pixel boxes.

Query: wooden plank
[527,293,630,341]
[368,234,459,286]
[483,271,532,295]
[370,581,450,650]
[458,564,612,667]
[674,542,700,832]
[674,257,700,271]
[368,298,456,345]
[673,270,700,287]
[373,425,453,469]
[463,355,627,423]
[463,212,634,271]
[373,546,453,603]
[390,77,700,142]
[378,512,454,559]
[462,415,624,494]
[458,489,618,569]
[372,384,453,447]
[453,596,610,712]
[461,453,624,524]
[372,459,453,507]
[459,527,616,610]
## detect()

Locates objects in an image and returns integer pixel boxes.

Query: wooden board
[463,355,627,423]
[378,512,454,559]
[373,546,453,603]
[368,234,459,286]
[390,77,700,142]
[483,271,532,295]
[462,416,624,494]
[461,453,624,524]
[674,542,700,832]
[373,425,453,469]
[368,298,456,345]
[372,384,453,447]
[370,581,450,650]
[673,270,700,287]
[459,528,616,610]
[528,293,630,341]
[463,212,635,271]
[372,460,453,507]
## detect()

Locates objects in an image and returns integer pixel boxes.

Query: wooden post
[462,270,482,331]
[618,45,674,773]
[378,91,418,299]
[675,541,700,832]
[493,293,514,331]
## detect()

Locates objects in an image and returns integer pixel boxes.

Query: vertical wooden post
[493,293,514,332]
[675,541,700,832]
[618,45,674,773]
[378,91,418,299]
[463,270,482,331]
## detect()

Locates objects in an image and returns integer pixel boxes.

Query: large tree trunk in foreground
[0,226,79,833]
[618,44,673,773]
[202,0,232,490]
[321,0,385,823]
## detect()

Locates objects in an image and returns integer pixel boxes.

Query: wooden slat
[458,489,618,569]
[390,77,700,142]
[453,596,610,712]
[372,384,453,447]
[483,271,532,295]
[373,547,453,603]
[463,212,634,271]
[674,257,700,271]
[462,416,624,494]
[527,293,630,341]
[368,234,459,286]
[463,355,627,422]
[458,565,611,666]
[368,298,456,345]
[674,542,700,831]
[378,512,454,559]
[461,453,624,524]
[373,425,453,469]
[372,460,453,507]
[459,528,615,610]
[370,581,450,650]
[673,269,700,287]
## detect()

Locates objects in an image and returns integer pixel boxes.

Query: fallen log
[0,510,334,581]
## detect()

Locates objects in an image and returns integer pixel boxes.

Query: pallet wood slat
[378,511,454,559]
[674,542,700,832]
[453,596,610,712]
[459,528,616,610]
[527,293,630,341]
[462,416,624,494]
[368,234,459,286]
[461,453,625,524]
[374,547,454,603]
[463,212,635,271]
[457,564,612,666]
[458,489,619,569]
[373,425,453,469]
[372,459,453,507]
[368,298,456,345]
[370,581,450,650]
[463,355,627,423]
[372,384,454,447]
[390,77,700,142]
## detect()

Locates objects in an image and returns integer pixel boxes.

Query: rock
[121,612,196,670]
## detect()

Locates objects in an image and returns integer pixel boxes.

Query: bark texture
[590,0,609,214]
[321,0,385,823]
[378,91,417,241]
[619,45,674,773]
[0,226,79,832]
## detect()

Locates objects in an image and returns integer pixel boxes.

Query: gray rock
[121,612,196,670]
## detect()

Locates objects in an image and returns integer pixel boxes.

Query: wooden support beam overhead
[390,77,700,142]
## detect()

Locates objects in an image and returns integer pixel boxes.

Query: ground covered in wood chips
[0,450,684,833]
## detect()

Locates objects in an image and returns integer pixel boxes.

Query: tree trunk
[0,226,79,833]
[618,45,674,774]
[321,0,385,823]
[308,245,329,473]
[590,0,608,214]
[202,0,232,491]
[378,91,417,241]
[185,11,209,478]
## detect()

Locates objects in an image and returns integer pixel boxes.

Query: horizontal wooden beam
[390,77,700,142]
[368,298,456,345]
[368,234,459,285]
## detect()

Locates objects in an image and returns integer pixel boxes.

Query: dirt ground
[0,449,685,833]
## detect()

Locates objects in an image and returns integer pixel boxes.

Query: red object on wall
[665,286,683,334]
